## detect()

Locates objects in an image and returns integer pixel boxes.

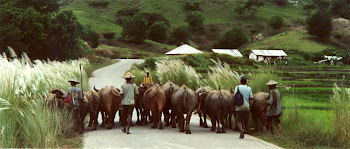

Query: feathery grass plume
[331,84,350,148]
[0,49,90,148]
[156,59,202,88]
[205,59,240,90]
[21,52,33,67]
[7,46,17,59]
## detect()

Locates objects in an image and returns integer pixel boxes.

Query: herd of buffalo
[46,81,270,134]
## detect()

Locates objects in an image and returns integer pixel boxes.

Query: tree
[306,11,333,39]
[330,0,350,19]
[115,7,140,25]
[141,12,170,28]
[82,26,99,48]
[269,16,284,33]
[234,6,245,15]
[121,13,148,43]
[185,11,205,32]
[170,26,190,45]
[87,1,109,16]
[49,11,83,59]
[215,28,248,49]
[184,1,201,11]
[0,1,84,60]
[148,22,168,43]
[244,0,264,16]
[272,0,288,7]
[102,32,115,45]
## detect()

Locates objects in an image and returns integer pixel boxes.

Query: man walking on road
[233,76,253,139]
[120,72,139,134]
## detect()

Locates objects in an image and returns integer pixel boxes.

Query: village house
[165,44,203,55]
[212,49,243,57]
[249,50,288,61]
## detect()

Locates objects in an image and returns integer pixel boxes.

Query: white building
[212,49,243,57]
[165,44,203,55]
[249,50,288,61]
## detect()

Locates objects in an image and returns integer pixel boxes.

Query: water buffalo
[143,84,166,130]
[250,92,269,132]
[46,88,66,109]
[195,86,213,128]
[205,90,231,133]
[172,85,198,134]
[161,81,180,128]
[81,90,100,130]
[94,86,121,129]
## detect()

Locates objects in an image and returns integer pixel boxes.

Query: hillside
[61,0,344,55]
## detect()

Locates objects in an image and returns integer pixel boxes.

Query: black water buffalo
[195,86,213,128]
[205,90,231,133]
[161,81,180,128]
[172,85,198,134]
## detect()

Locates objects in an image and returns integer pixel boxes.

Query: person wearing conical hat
[143,72,153,84]
[120,72,139,134]
[266,80,282,135]
[65,77,84,134]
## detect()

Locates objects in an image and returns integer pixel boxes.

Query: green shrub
[215,27,248,49]
[129,65,146,86]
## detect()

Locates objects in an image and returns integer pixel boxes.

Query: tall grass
[130,65,147,86]
[205,59,241,90]
[331,84,350,148]
[249,68,281,93]
[0,51,89,148]
[156,59,202,88]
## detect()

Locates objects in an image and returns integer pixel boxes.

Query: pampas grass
[205,59,241,90]
[156,59,202,88]
[0,50,89,148]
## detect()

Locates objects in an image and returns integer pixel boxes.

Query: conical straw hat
[122,72,135,78]
[266,80,278,85]
[68,77,80,84]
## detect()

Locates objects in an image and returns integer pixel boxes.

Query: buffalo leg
[171,109,177,128]
[199,111,204,127]
[203,111,209,128]
[178,114,185,132]
[163,109,170,126]
[185,112,192,134]
[210,117,216,131]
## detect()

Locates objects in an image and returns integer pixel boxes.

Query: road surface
[85,59,281,149]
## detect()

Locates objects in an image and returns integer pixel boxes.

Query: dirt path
[84,59,281,149]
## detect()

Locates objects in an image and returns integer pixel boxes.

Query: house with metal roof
[212,49,243,57]
[249,50,288,61]
[165,44,203,55]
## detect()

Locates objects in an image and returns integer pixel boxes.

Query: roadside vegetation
[0,50,92,148]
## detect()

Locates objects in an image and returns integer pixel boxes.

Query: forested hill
[1,0,349,61]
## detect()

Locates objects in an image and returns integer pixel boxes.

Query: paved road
[85,59,281,149]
